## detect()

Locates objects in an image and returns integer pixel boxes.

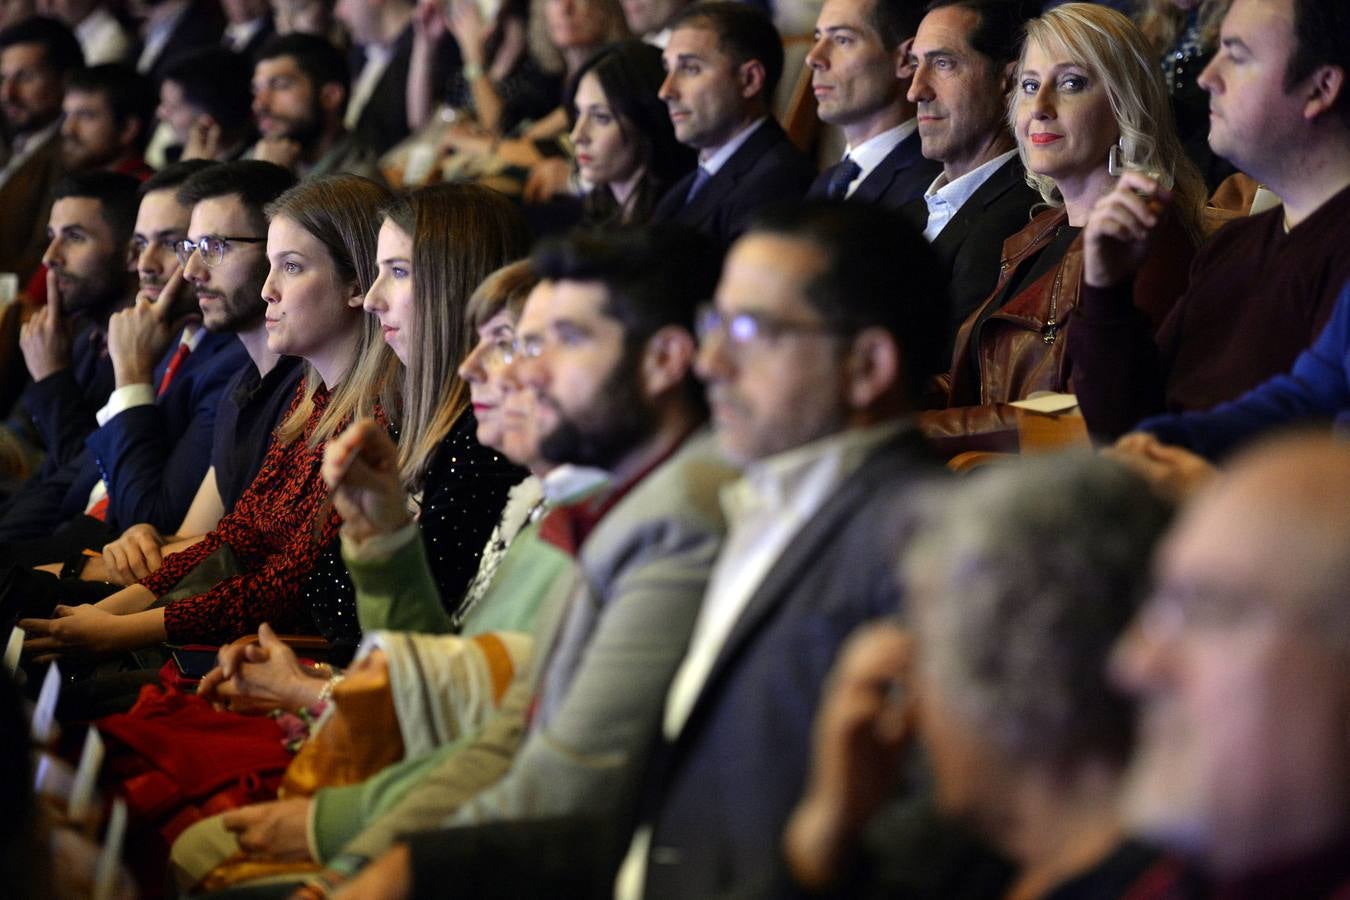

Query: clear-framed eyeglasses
[175,234,266,268]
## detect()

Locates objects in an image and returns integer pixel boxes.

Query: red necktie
[157,344,191,398]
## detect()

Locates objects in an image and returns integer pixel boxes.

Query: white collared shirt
[137,0,190,74]
[76,6,133,66]
[698,116,768,174]
[0,119,59,189]
[223,18,267,53]
[614,422,903,900]
[345,43,396,132]
[838,118,917,199]
[922,148,1018,242]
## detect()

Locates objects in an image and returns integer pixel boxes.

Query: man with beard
[0,16,84,279]
[248,33,382,181]
[0,161,281,574]
[73,160,304,586]
[182,225,736,898]
[59,63,155,178]
[13,170,139,470]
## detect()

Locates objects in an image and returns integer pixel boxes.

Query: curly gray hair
[903,453,1173,772]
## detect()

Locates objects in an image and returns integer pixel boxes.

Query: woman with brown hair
[20,174,398,658]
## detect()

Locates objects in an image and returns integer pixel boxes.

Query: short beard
[538,342,657,471]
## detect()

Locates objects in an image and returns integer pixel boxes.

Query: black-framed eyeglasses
[694,304,851,349]
[175,235,266,268]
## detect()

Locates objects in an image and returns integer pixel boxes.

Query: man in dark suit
[901,0,1039,350]
[0,16,83,279]
[651,2,815,246]
[333,0,413,156]
[132,0,225,85]
[805,0,939,207]
[608,201,946,899]
[0,160,268,563]
[13,171,139,473]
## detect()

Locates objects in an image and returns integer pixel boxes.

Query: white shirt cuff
[95,383,155,426]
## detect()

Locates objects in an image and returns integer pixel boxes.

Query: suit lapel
[678,430,928,736]
[674,120,786,227]
[851,131,926,205]
[931,157,1025,261]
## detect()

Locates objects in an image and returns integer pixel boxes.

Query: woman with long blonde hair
[921,3,1203,455]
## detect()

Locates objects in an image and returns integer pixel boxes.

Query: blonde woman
[920,3,1205,454]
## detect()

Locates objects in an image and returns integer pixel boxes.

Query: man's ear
[844,327,902,410]
[738,58,767,101]
[895,36,916,81]
[117,117,142,152]
[1303,64,1346,124]
[319,82,347,118]
[1002,60,1018,98]
[641,325,697,400]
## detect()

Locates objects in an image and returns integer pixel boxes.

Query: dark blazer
[0,328,246,543]
[20,319,115,472]
[349,25,414,156]
[652,118,816,247]
[902,156,1039,352]
[635,428,938,900]
[141,0,226,84]
[807,128,941,210]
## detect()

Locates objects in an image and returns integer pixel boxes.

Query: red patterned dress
[139,383,344,644]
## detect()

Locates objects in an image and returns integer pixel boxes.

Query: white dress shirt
[699,116,768,173]
[76,6,133,66]
[345,43,395,132]
[837,118,917,198]
[615,421,904,900]
[921,148,1018,242]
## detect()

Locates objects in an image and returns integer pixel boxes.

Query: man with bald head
[1113,433,1350,893]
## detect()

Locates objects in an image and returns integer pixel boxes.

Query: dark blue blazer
[652,118,816,247]
[807,128,941,210]
[19,319,114,472]
[0,328,246,542]
[635,429,938,900]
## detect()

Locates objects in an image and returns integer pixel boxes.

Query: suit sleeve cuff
[95,383,155,426]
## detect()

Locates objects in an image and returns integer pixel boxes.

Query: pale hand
[322,419,412,544]
[183,116,223,161]
[1082,170,1171,289]
[222,798,314,861]
[1104,432,1217,503]
[107,264,187,388]
[523,157,573,205]
[19,604,129,662]
[198,622,327,712]
[18,268,72,381]
[101,522,167,584]
[447,0,489,62]
[784,622,916,890]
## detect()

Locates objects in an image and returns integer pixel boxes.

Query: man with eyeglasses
[318,202,950,900]
[0,163,297,595]
[1112,433,1350,895]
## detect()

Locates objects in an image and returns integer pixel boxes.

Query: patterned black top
[304,409,526,658]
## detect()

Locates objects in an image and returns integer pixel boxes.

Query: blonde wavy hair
[1009,2,1207,242]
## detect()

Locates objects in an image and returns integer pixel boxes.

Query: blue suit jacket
[0,328,246,542]
[652,118,816,247]
[808,128,941,210]
[635,428,938,899]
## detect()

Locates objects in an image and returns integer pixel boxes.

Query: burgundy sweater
[1070,183,1350,438]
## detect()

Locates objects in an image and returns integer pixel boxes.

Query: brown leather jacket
[920,205,1192,454]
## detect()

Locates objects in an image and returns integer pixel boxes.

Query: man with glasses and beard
[0,163,296,593]
[248,33,383,181]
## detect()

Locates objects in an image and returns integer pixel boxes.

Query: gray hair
[903,453,1173,771]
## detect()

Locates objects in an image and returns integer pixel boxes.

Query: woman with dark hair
[566,39,696,225]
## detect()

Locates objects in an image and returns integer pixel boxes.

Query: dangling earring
[1108,141,1127,177]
